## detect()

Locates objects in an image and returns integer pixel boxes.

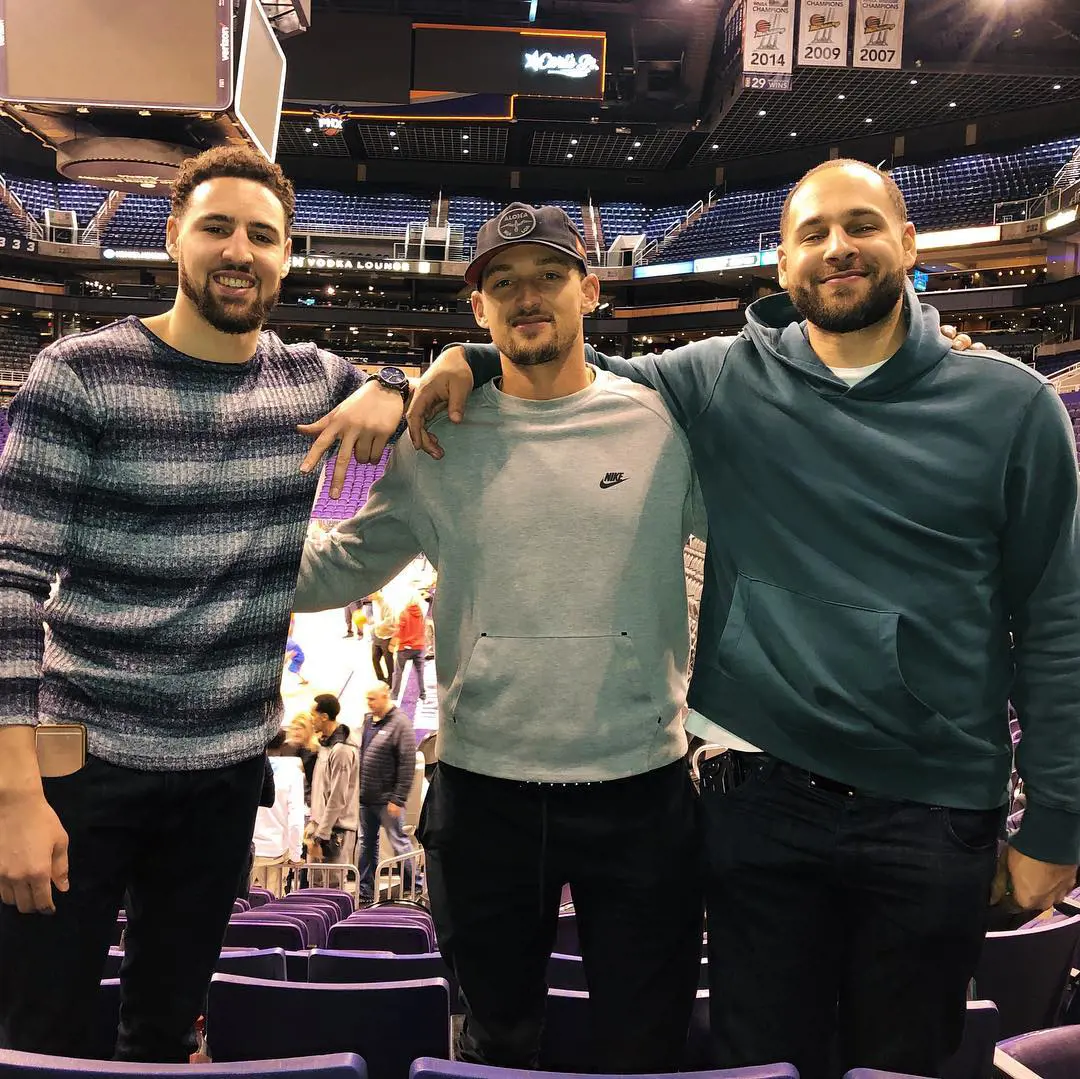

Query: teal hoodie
[462,283,1080,863]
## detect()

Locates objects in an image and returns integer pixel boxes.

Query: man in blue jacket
[330,162,1080,1079]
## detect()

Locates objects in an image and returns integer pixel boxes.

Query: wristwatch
[373,365,409,403]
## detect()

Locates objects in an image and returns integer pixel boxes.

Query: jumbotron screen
[0,0,232,110]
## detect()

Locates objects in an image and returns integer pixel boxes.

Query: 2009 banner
[742,0,796,77]
[797,0,850,68]
[852,0,905,69]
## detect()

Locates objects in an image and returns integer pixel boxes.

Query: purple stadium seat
[326,920,432,955]
[0,1050,368,1079]
[841,1001,998,1079]
[102,947,287,982]
[247,886,275,908]
[206,974,451,1079]
[280,888,355,919]
[998,1026,1080,1079]
[972,915,1080,1038]
[308,950,459,1012]
[411,1057,799,1079]
[222,918,306,952]
[547,953,588,991]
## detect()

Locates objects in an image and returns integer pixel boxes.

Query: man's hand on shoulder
[298,379,406,498]
[940,324,988,352]
[406,346,476,460]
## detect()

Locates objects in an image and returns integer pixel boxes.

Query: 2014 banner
[797,0,851,68]
[852,0,905,69]
[742,0,796,76]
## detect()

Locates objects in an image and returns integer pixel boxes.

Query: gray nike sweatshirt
[294,368,704,782]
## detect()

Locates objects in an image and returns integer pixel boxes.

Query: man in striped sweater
[0,146,393,1061]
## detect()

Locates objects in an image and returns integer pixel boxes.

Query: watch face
[379,366,407,388]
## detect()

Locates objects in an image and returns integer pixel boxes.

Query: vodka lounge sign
[523,48,600,79]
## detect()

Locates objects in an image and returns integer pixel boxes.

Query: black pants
[371,634,393,685]
[418,761,703,1072]
[392,647,425,698]
[0,752,264,1062]
[700,754,1002,1079]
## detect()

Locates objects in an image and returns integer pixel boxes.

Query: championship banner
[797,0,850,68]
[742,0,796,76]
[852,0,905,69]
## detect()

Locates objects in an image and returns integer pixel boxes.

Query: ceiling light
[757,109,767,116]
[789,131,798,137]
[1053,83,1062,90]
[463,148,470,154]
[627,155,634,161]
[389,130,397,137]
[948,101,957,107]
[864,117,873,123]
[462,134,470,140]
[311,142,318,148]
[566,153,574,159]
[633,140,641,147]
[837,93,846,100]
[711,143,719,150]
[570,138,578,145]
[909,78,918,85]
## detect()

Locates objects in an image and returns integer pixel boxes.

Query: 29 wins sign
[742,0,796,77]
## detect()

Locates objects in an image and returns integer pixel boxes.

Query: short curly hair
[170,144,295,234]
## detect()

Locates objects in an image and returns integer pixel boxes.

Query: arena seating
[0,200,26,239]
[293,191,430,236]
[5,178,108,228]
[447,195,502,246]
[599,201,699,245]
[102,195,170,249]
[649,136,1080,263]
[311,446,390,521]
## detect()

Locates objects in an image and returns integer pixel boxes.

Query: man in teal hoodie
[321,161,1080,1079]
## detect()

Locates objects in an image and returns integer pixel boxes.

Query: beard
[179,262,279,335]
[494,318,575,369]
[789,265,906,333]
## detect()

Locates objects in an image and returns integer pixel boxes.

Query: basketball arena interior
[1,1,1080,1077]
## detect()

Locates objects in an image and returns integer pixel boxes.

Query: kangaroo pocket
[715,574,949,754]
[447,632,663,769]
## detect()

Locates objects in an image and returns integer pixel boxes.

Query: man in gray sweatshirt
[294,205,704,1072]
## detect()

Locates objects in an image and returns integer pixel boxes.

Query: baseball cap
[465,202,589,287]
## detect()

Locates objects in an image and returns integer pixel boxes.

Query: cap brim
[464,239,588,287]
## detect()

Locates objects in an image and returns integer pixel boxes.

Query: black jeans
[700,754,1003,1079]
[391,647,425,698]
[371,635,393,685]
[418,761,703,1072]
[0,752,265,1061]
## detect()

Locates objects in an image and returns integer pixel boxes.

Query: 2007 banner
[797,0,851,68]
[852,0,905,70]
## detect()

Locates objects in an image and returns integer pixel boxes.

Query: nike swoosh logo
[599,477,628,489]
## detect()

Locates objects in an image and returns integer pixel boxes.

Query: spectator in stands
[369,590,396,686]
[251,730,305,896]
[356,683,416,905]
[0,143,388,1062]
[397,165,1080,1079]
[306,694,359,870]
[284,619,309,685]
[284,710,320,803]
[293,204,705,1073]
[391,591,428,701]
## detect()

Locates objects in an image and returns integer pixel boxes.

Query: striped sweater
[0,316,364,770]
